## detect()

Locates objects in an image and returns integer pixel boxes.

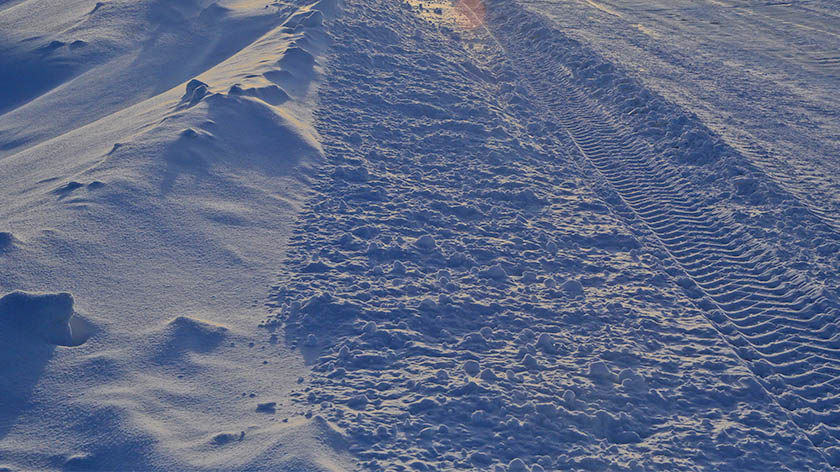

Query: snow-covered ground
[1,0,353,470]
[1,0,838,470]
[518,0,840,230]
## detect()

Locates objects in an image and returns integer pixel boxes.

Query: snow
[1,0,839,470]
[517,0,840,230]
[0,291,92,346]
[0,0,350,470]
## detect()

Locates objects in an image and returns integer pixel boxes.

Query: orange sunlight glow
[455,0,486,30]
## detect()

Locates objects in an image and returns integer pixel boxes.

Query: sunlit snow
[1,0,838,470]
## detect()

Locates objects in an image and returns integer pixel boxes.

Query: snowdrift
[0,0,352,470]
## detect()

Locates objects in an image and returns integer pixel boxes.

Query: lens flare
[455,0,486,30]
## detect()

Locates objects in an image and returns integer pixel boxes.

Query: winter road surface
[1,0,839,470]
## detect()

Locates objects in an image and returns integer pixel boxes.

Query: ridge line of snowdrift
[0,1,329,163]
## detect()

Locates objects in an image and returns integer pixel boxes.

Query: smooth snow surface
[1,0,354,470]
[1,0,839,470]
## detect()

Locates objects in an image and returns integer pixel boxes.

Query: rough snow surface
[518,0,840,231]
[266,0,838,469]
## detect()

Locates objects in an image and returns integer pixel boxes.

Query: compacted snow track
[721,130,840,234]
[476,0,840,462]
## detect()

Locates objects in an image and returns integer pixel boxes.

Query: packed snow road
[269,0,839,470]
[482,0,840,461]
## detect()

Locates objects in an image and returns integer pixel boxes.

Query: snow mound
[0,291,91,347]
[0,0,316,158]
[145,316,230,367]
[0,0,337,469]
[161,316,228,352]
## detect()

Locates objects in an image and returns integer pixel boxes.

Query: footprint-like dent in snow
[180,79,209,108]
[278,46,316,74]
[211,431,244,446]
[256,401,277,413]
[52,180,106,200]
[167,316,227,347]
[228,84,290,106]
[37,40,66,55]
[0,291,92,346]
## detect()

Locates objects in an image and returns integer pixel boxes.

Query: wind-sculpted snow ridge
[0,0,323,157]
[266,0,830,469]
[0,0,349,470]
[475,0,840,465]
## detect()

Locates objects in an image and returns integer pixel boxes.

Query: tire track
[466,0,840,464]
